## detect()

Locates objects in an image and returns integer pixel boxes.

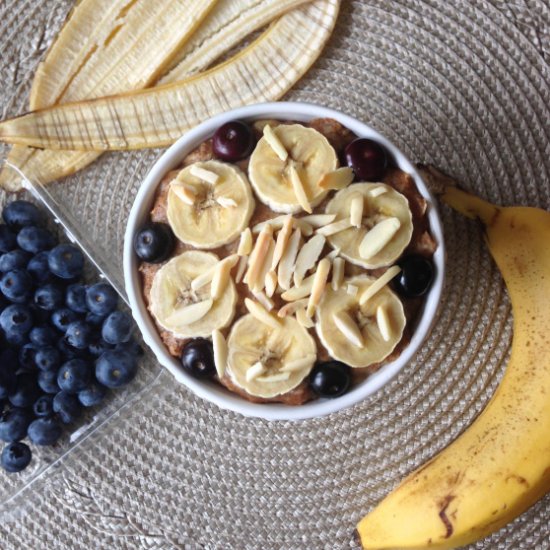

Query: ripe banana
[167,160,255,248]
[356,166,550,549]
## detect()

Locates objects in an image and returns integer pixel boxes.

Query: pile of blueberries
[0,200,141,473]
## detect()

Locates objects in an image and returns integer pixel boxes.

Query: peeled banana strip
[0,0,218,190]
[0,1,340,151]
[226,313,316,398]
[150,251,237,338]
[167,160,255,249]
[315,275,406,368]
[324,183,413,269]
[248,124,338,213]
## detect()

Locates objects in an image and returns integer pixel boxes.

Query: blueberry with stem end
[133,223,175,264]
[309,361,351,398]
[1,441,32,472]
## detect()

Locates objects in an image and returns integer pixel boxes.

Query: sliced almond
[376,305,392,342]
[289,162,312,214]
[245,297,281,330]
[190,164,219,185]
[300,214,336,227]
[235,254,248,284]
[369,186,388,197]
[350,194,364,228]
[255,236,275,292]
[293,234,326,286]
[271,215,294,271]
[257,372,290,383]
[359,217,401,260]
[346,284,359,297]
[253,290,274,311]
[359,265,401,305]
[280,355,316,373]
[281,274,315,301]
[326,247,341,261]
[318,167,354,190]
[166,299,213,326]
[277,298,308,318]
[171,182,196,205]
[253,216,312,236]
[263,124,288,162]
[212,329,227,378]
[296,307,315,328]
[332,257,345,291]
[216,196,237,208]
[264,271,278,298]
[245,224,273,290]
[237,227,253,256]
[316,218,353,237]
[210,255,239,300]
[191,265,217,291]
[333,311,364,348]
[246,361,266,382]
[306,258,331,317]
[277,227,301,291]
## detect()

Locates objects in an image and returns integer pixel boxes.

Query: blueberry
[212,120,255,161]
[48,244,84,280]
[3,200,44,230]
[78,383,107,407]
[64,320,94,350]
[0,250,31,272]
[51,308,79,332]
[35,346,61,372]
[57,337,87,360]
[180,338,215,378]
[34,283,65,311]
[52,391,82,424]
[0,269,34,303]
[29,325,58,347]
[95,350,137,388]
[37,370,59,394]
[309,361,351,398]
[4,330,28,348]
[85,311,107,327]
[33,395,54,417]
[133,223,175,264]
[85,283,118,317]
[1,441,32,472]
[27,251,52,284]
[57,359,91,393]
[0,304,33,334]
[101,311,132,345]
[66,284,88,313]
[115,338,143,357]
[17,226,55,254]
[394,255,435,298]
[0,408,32,442]
[9,373,41,408]
[27,416,62,446]
[0,226,17,253]
[88,338,114,357]
[18,343,37,371]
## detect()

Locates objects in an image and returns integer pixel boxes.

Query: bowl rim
[123,101,445,421]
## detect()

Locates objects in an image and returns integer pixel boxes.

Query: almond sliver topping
[166,299,213,326]
[190,165,219,185]
[212,329,227,378]
[281,274,315,301]
[326,247,341,261]
[280,355,316,373]
[246,361,266,382]
[359,265,401,305]
[289,162,312,214]
[171,182,196,205]
[264,271,278,298]
[277,298,308,318]
[253,290,274,311]
[296,307,315,328]
[332,257,345,291]
[277,227,301,291]
[210,255,238,300]
[263,124,288,162]
[245,298,281,330]
[245,224,273,289]
[253,216,312,236]
[257,372,290,383]
[359,217,401,260]
[346,284,359,297]
[216,196,237,208]
[293,233,326,286]
[318,167,354,190]
[306,258,331,317]
[235,255,248,284]
[237,228,253,256]
[300,214,336,227]
[350,194,364,228]
[191,265,217,291]
[271,215,294,271]
[333,311,364,348]
[316,218,353,237]
[369,186,388,197]
[376,305,392,341]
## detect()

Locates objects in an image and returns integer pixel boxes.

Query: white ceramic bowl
[124,102,445,421]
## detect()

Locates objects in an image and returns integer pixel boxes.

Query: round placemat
[1,1,549,548]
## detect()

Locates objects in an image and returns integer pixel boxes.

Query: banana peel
[356,165,550,549]
[0,1,340,152]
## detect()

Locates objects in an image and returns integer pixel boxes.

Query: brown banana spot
[438,495,456,539]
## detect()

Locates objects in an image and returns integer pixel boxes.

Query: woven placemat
[1,1,550,548]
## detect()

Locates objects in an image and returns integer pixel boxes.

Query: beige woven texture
[1,0,550,548]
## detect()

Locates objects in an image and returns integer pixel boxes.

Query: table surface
[0,1,549,548]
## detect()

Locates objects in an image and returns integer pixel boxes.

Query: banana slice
[315,275,406,368]
[227,314,316,398]
[150,251,237,338]
[248,124,338,214]
[167,160,255,248]
[324,183,413,268]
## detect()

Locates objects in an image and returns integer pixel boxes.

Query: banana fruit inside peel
[357,165,550,550]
